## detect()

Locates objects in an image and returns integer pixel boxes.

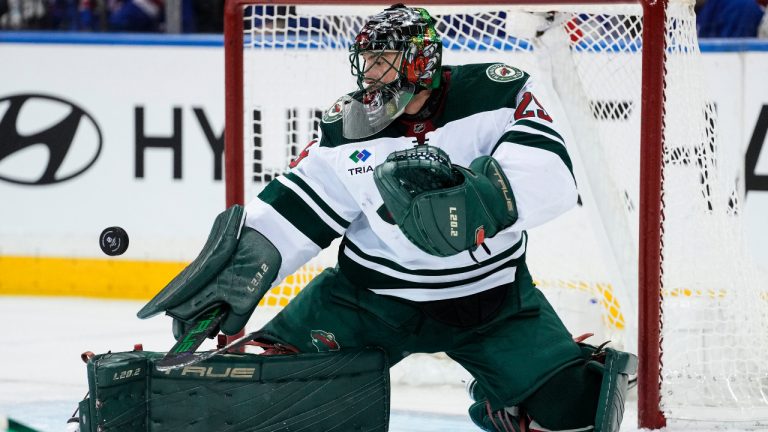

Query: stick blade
[155,350,217,371]
[155,305,225,371]
[154,331,265,371]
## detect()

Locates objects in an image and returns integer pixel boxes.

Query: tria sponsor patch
[347,148,374,175]
[348,165,374,176]
[349,149,371,163]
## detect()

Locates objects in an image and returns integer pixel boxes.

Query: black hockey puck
[99,226,129,256]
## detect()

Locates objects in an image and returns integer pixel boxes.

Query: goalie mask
[343,3,443,139]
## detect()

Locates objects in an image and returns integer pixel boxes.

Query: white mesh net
[233,1,768,423]
[656,3,768,423]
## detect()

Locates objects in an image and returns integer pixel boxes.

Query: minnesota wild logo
[322,97,345,124]
[310,330,341,352]
[485,64,524,82]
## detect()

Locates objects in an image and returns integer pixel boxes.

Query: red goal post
[221,1,768,429]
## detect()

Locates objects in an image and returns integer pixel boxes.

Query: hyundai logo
[0,94,103,185]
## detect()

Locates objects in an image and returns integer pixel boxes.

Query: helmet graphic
[349,3,443,92]
[342,4,442,139]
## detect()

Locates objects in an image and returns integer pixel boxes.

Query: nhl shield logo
[310,330,341,352]
[485,64,524,83]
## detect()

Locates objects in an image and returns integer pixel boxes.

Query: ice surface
[0,297,480,431]
[1,296,751,432]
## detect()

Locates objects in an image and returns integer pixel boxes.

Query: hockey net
[223,0,768,428]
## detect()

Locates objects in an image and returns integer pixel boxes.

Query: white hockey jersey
[245,63,578,302]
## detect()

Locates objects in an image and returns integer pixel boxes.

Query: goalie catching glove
[374,146,518,257]
[137,205,281,336]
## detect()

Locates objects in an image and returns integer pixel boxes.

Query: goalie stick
[155,305,226,371]
[155,329,292,371]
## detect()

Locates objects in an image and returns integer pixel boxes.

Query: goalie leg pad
[467,345,637,432]
[588,345,638,432]
[79,348,390,432]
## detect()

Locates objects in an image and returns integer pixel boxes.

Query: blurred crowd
[696,0,768,38]
[0,0,766,36]
[0,0,223,32]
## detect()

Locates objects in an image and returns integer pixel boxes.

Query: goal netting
[224,0,768,427]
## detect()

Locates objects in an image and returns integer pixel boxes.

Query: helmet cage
[341,5,442,139]
[349,5,442,93]
[348,48,403,91]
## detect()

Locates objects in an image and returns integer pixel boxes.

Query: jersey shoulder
[452,62,530,89]
[317,96,348,148]
[443,63,531,116]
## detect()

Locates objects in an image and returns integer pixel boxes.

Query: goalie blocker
[137,205,282,337]
[75,344,390,432]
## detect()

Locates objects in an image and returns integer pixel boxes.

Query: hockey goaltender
[76,4,636,432]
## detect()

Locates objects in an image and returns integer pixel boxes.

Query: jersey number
[289,139,318,168]
[514,92,553,122]
[746,104,768,196]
